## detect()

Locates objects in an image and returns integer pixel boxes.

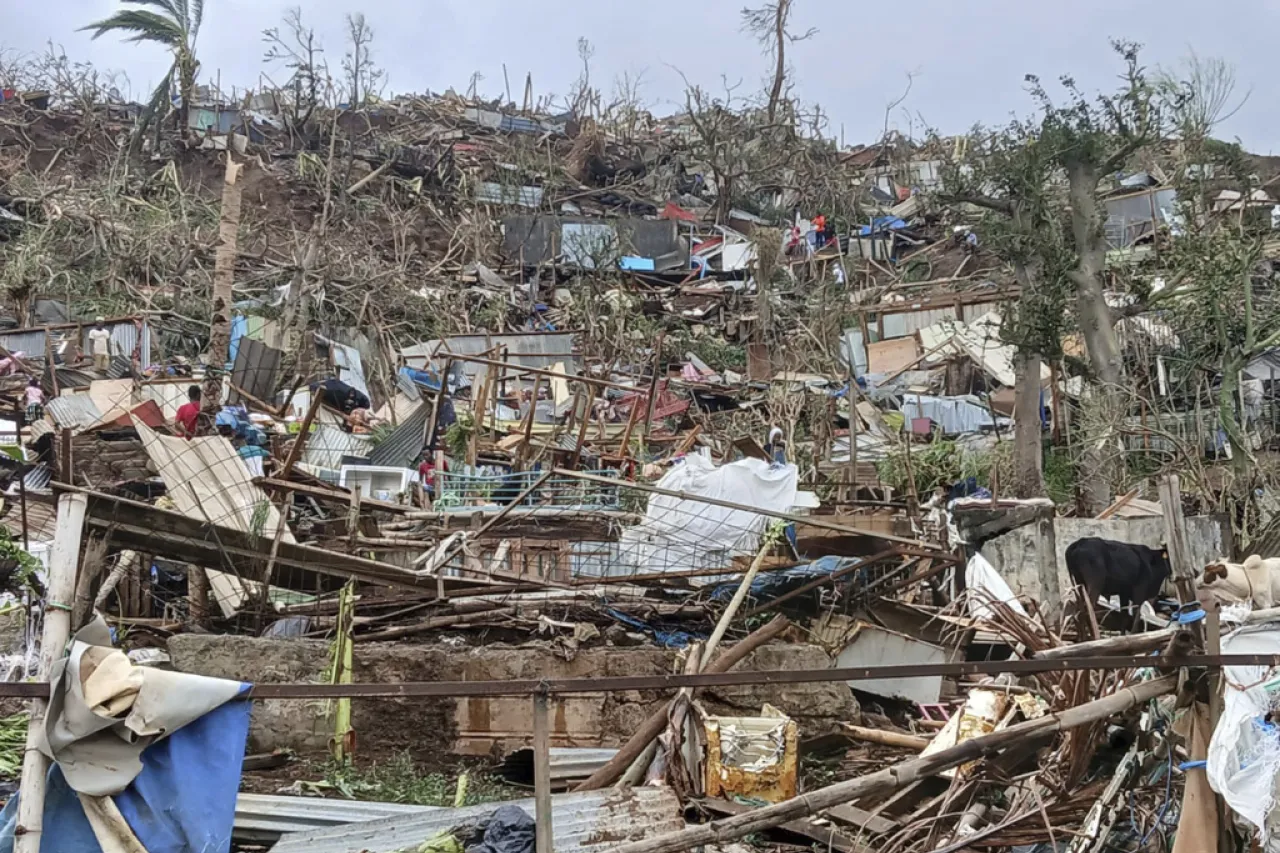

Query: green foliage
[317,752,515,806]
[0,529,42,594]
[875,439,992,496]
[444,412,474,460]
[0,713,27,780]
[1042,446,1078,506]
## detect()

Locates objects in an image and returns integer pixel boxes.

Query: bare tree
[342,13,385,107]
[740,0,816,122]
[1155,50,1250,142]
[263,7,329,130]
[569,37,597,116]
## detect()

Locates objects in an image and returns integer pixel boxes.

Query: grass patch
[314,752,517,806]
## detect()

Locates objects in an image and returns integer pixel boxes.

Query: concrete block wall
[981,515,1230,602]
[166,636,858,759]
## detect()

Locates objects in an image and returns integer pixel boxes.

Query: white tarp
[965,552,1028,621]
[1207,624,1280,848]
[37,615,243,796]
[617,452,798,578]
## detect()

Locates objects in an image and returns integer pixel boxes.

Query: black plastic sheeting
[466,805,535,853]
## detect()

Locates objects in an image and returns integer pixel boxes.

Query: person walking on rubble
[87,317,112,372]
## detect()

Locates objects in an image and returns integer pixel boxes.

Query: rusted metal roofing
[269,787,682,853]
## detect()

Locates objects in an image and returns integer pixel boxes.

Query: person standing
[24,378,44,425]
[175,385,201,438]
[87,317,112,372]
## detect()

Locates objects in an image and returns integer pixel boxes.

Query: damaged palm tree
[81,0,205,150]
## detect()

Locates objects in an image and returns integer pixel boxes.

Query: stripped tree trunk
[1065,158,1124,514]
[1011,349,1045,499]
[202,155,244,430]
[208,155,244,371]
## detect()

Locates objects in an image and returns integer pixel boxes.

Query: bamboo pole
[607,675,1177,853]
[15,493,87,853]
[1032,627,1179,660]
[532,692,553,853]
[841,724,930,751]
[575,615,789,791]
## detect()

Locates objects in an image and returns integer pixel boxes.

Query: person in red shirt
[175,385,202,438]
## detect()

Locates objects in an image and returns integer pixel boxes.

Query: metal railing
[436,469,622,510]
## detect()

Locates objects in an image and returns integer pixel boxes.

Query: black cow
[1065,537,1170,633]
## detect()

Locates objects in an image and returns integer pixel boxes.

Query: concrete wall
[981,515,1230,601]
[167,637,858,759]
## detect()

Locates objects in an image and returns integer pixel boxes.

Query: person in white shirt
[87,317,112,372]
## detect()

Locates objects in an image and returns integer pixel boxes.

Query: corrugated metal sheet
[302,425,374,471]
[0,331,47,357]
[22,463,53,491]
[476,181,544,208]
[368,401,428,468]
[81,320,151,367]
[46,394,103,430]
[105,355,132,379]
[402,333,579,389]
[499,747,619,786]
[270,787,682,853]
[234,794,437,842]
[329,342,369,399]
[230,337,284,406]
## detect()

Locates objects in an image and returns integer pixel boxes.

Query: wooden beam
[278,391,324,479]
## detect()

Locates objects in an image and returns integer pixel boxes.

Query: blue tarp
[710,555,863,602]
[618,256,656,271]
[228,314,249,369]
[0,692,252,853]
[605,608,700,648]
[857,217,907,236]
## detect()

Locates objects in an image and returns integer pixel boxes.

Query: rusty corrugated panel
[269,787,682,853]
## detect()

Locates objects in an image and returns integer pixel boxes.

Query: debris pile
[2,33,1280,853]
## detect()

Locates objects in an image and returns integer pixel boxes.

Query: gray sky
[4,0,1276,152]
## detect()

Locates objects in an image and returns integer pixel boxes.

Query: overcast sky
[3,0,1275,152]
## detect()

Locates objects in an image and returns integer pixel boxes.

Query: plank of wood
[699,799,872,853]
[821,803,900,836]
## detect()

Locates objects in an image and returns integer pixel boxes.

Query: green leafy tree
[82,0,204,148]
[943,120,1072,498]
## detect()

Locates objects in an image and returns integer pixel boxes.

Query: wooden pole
[279,391,324,479]
[14,492,87,853]
[515,375,544,469]
[575,615,789,791]
[1032,627,1179,660]
[642,333,665,453]
[532,691,553,853]
[841,724,929,751]
[606,675,1177,853]
[569,386,593,470]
